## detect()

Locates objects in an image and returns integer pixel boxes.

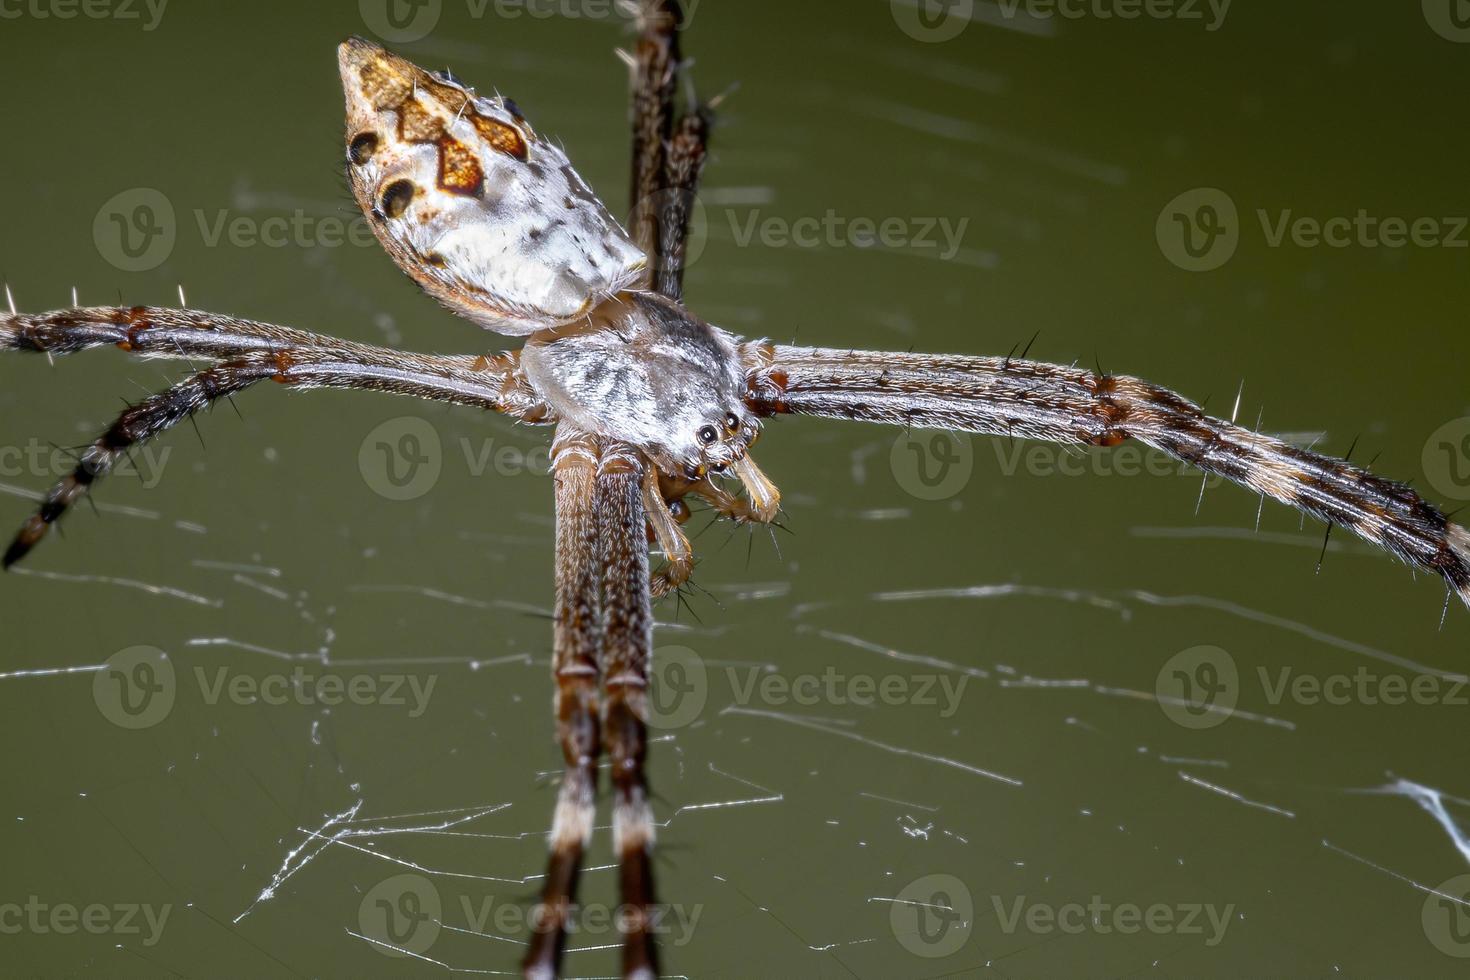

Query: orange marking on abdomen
[471,114,528,161]
[437,134,484,196]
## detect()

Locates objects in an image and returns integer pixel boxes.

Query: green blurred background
[2,1,1469,976]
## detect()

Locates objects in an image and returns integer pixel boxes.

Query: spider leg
[653,103,712,302]
[740,342,1470,608]
[1,338,550,568]
[643,464,694,598]
[523,427,604,980]
[625,0,716,301]
[0,305,549,418]
[4,356,275,567]
[626,0,681,265]
[593,443,660,978]
[5,305,354,361]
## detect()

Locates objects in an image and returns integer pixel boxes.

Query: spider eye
[724,412,740,431]
[698,425,719,445]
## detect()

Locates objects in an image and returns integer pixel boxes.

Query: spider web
[2,400,1468,979]
[3,4,1470,979]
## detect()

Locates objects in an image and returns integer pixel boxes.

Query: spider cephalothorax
[521,293,760,478]
[2,6,1468,979]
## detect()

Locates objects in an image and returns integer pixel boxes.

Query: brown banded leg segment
[524,428,604,980]
[627,0,681,266]
[3,357,277,568]
[654,105,712,302]
[643,464,694,598]
[594,444,660,979]
[1,305,330,359]
[1,338,550,569]
[0,306,549,420]
[741,341,1470,608]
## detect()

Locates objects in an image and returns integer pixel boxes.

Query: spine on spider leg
[2,359,274,569]
[740,342,1470,609]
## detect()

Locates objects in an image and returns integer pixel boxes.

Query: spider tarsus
[3,517,46,570]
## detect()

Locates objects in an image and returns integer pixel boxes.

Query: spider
[2,3,1468,977]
